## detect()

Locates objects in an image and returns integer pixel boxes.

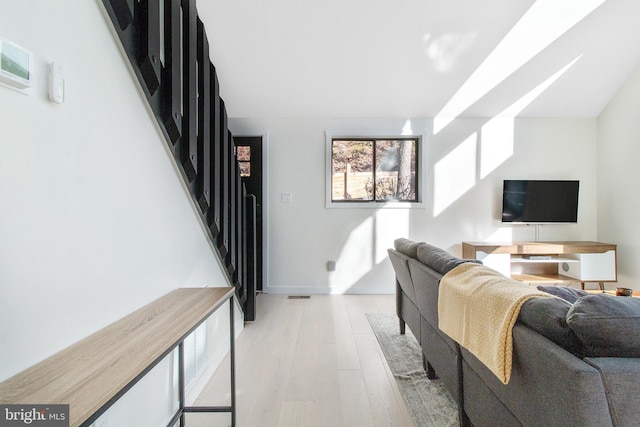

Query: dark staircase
[101,0,257,320]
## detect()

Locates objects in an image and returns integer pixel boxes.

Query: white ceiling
[197,0,640,119]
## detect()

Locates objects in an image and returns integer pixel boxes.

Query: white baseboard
[264,284,394,295]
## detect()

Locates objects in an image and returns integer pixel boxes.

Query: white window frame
[325,130,426,209]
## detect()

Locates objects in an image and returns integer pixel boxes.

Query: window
[329,137,420,205]
[235,145,251,177]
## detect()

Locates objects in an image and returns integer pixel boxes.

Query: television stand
[462,241,617,288]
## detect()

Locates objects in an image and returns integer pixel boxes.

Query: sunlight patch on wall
[479,56,581,179]
[434,0,606,134]
[402,119,413,135]
[375,208,410,264]
[509,56,581,117]
[330,216,374,292]
[330,209,410,292]
[433,133,477,216]
[486,227,513,242]
[480,118,515,180]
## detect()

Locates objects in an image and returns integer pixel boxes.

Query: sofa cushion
[394,238,421,258]
[566,294,640,358]
[518,297,583,357]
[537,285,588,304]
[416,243,481,275]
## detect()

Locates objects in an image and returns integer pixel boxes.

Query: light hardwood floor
[187,294,415,427]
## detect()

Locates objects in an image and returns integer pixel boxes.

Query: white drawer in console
[558,250,616,281]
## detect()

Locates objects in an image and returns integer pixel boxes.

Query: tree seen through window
[331,138,418,202]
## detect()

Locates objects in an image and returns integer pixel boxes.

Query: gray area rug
[366,313,458,427]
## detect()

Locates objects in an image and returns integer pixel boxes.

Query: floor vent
[288,295,311,299]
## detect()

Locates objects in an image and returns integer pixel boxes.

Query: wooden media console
[462,241,617,288]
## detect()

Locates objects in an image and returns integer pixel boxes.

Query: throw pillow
[566,294,640,358]
[518,297,583,357]
[537,285,587,304]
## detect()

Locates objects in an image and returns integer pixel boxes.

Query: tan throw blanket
[438,263,552,384]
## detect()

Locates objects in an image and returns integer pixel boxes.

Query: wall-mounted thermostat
[0,37,34,91]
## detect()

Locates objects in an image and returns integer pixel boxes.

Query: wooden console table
[462,241,617,288]
[0,287,236,427]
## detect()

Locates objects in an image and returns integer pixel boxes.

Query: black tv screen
[502,180,579,223]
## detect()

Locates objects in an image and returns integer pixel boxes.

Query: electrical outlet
[281,192,293,203]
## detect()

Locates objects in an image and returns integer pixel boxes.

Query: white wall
[230,116,598,295]
[0,0,231,386]
[597,65,640,291]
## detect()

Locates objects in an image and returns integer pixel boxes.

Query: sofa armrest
[407,258,441,327]
[462,324,614,427]
[585,357,640,427]
[388,249,416,303]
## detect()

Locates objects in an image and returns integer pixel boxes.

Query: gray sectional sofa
[388,238,640,427]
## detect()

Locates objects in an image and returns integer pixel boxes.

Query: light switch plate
[281,192,292,203]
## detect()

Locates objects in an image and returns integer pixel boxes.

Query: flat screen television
[501,180,579,223]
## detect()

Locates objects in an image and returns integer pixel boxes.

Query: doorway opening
[234,135,265,293]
